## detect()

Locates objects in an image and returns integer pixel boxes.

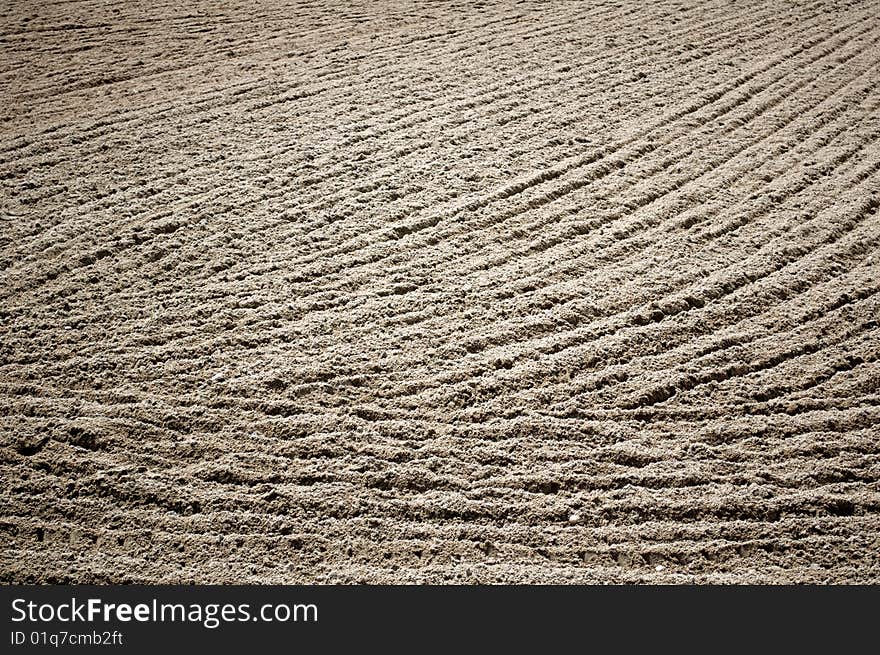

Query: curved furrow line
[0,3,748,274]
[700,336,880,407]
[5,1,880,584]
[618,305,880,411]
[265,17,878,288]
[309,122,880,401]
[345,45,880,317]
[0,0,632,156]
[471,263,880,423]
[374,162,880,410]
[230,72,877,366]
[0,1,784,270]
[0,1,541,113]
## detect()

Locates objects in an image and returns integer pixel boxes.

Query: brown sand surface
[1,0,879,583]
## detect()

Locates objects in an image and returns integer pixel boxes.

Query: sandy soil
[1,0,879,584]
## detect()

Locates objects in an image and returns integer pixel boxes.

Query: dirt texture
[2,0,880,584]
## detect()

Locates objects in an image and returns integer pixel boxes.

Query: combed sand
[1,0,879,583]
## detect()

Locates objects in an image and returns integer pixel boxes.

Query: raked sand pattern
[1,0,879,583]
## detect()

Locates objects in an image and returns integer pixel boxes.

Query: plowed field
[2,0,879,583]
